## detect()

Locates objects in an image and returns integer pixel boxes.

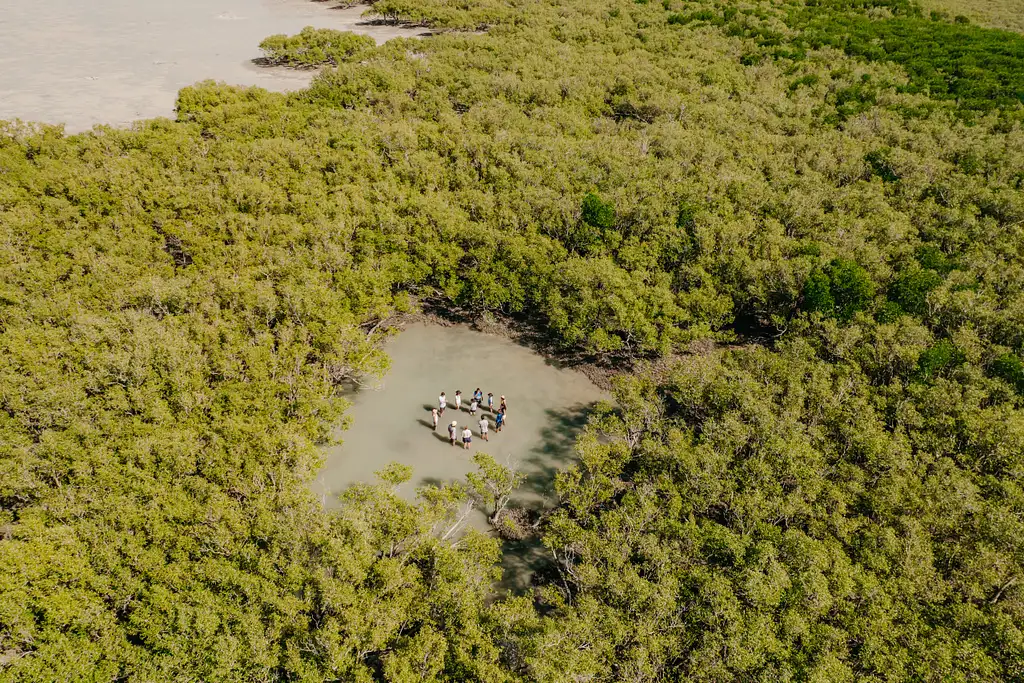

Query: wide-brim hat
[451,420,458,426]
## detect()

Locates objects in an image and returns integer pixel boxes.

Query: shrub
[991,353,1024,394]
[796,12,1024,113]
[259,28,376,67]
[889,268,942,316]
[803,269,836,316]
[804,259,876,321]
[918,339,964,379]
[581,193,616,231]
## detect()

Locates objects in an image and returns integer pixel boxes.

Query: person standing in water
[461,425,472,449]
[455,390,462,411]
[474,388,483,405]
[431,408,439,429]
[499,395,507,413]
[469,397,478,417]
[495,409,505,432]
[438,392,447,416]
[448,420,458,446]
[487,392,494,412]
[479,415,489,441]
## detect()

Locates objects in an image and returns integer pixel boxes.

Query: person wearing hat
[499,395,507,413]
[448,420,458,446]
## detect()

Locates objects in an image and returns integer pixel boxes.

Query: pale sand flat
[0,0,429,132]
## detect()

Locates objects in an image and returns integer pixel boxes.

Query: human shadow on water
[422,404,435,412]
[430,432,451,445]
[417,419,435,429]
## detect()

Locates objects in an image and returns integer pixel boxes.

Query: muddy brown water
[312,322,607,592]
[0,0,427,132]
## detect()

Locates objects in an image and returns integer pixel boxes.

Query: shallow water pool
[313,322,606,519]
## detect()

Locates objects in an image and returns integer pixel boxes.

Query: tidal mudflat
[0,0,427,131]
[313,322,606,518]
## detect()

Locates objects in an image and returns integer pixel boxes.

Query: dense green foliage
[802,259,876,321]
[918,0,1024,34]
[2,0,1024,679]
[535,346,1024,680]
[681,0,1024,115]
[992,353,1024,395]
[800,13,1024,111]
[259,27,377,67]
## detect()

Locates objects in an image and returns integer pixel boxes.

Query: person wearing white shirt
[461,426,472,449]
[478,416,489,441]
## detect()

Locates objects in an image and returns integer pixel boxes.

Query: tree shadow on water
[497,536,550,595]
[496,402,598,596]
[517,402,597,501]
[418,476,455,489]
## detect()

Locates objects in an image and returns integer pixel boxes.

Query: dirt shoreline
[377,293,727,393]
[384,305,622,391]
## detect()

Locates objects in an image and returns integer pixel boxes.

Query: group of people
[431,388,507,449]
